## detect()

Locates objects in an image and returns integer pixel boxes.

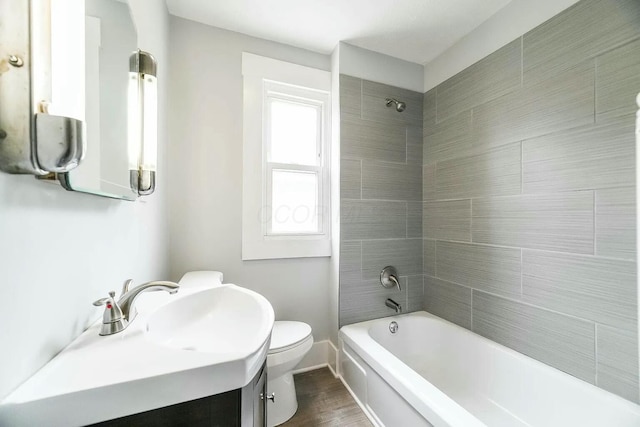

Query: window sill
[241,237,331,261]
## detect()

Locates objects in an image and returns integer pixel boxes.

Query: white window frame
[242,53,331,260]
[264,84,326,236]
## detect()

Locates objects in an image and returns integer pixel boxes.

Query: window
[242,53,331,260]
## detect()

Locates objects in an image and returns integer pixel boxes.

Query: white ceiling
[165,0,513,65]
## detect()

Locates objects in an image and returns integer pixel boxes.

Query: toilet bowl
[266,321,313,427]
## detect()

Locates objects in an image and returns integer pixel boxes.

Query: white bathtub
[339,311,640,427]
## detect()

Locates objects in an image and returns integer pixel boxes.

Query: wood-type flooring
[281,367,373,427]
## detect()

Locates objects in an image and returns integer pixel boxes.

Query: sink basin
[0,280,275,427]
[146,285,272,354]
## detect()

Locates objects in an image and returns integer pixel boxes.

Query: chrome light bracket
[0,0,86,175]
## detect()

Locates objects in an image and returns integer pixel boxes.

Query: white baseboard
[293,363,329,375]
[327,340,338,376]
[292,340,377,425]
[293,339,339,376]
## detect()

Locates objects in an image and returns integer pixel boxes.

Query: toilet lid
[269,321,312,354]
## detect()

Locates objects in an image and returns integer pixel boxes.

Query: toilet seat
[269,321,312,354]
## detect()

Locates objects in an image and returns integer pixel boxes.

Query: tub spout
[385,298,402,313]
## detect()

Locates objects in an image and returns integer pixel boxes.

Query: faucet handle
[92,291,128,336]
[389,274,401,291]
[380,266,401,291]
[93,291,116,307]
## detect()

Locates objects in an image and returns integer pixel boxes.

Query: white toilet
[266,321,313,426]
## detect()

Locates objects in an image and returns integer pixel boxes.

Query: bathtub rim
[339,310,640,427]
[340,311,484,427]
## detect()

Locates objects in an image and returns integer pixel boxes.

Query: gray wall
[168,17,332,343]
[422,0,640,402]
[339,75,424,326]
[0,0,170,400]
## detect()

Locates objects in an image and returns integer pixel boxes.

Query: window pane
[269,99,319,165]
[271,170,319,234]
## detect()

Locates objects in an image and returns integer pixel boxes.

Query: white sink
[0,280,274,427]
[146,285,272,354]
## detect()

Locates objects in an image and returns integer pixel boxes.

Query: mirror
[60,0,138,200]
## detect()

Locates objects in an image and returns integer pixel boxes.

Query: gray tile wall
[422,0,640,402]
[339,75,424,327]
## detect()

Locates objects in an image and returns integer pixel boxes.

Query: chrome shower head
[385,98,406,112]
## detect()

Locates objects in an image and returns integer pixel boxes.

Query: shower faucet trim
[380,266,401,291]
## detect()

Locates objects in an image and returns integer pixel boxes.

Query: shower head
[385,98,406,112]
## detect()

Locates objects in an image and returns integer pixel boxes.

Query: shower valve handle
[380,266,401,291]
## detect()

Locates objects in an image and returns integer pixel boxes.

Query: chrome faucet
[93,279,179,336]
[118,279,179,322]
[385,298,402,313]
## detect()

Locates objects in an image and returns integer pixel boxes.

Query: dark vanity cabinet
[91,364,267,427]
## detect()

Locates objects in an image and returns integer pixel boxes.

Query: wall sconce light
[128,50,158,196]
[0,0,86,176]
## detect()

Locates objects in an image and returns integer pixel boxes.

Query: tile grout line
[405,126,409,164]
[421,274,425,311]
[359,240,363,282]
[435,86,439,123]
[434,239,438,278]
[343,236,634,263]
[469,198,473,243]
[465,287,602,326]
[359,159,363,200]
[593,58,597,124]
[359,78,363,121]
[588,35,640,65]
[520,35,524,87]
[405,275,409,312]
[470,289,474,331]
[594,323,599,386]
[520,248,524,297]
[405,200,409,238]
[520,141,524,194]
[593,190,597,256]
[421,223,426,285]
[347,157,425,167]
